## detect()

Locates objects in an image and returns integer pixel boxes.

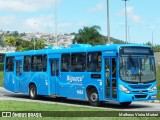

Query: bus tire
[88,88,100,107]
[29,84,37,99]
[120,102,132,106]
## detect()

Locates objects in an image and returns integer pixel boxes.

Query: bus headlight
[149,85,157,92]
[119,85,130,94]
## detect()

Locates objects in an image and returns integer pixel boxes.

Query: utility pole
[152,30,154,46]
[146,25,155,47]
[34,22,37,50]
[128,25,130,43]
[122,0,129,44]
[106,0,110,43]
[55,0,58,47]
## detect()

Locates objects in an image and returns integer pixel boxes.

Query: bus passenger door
[50,59,59,95]
[15,60,22,92]
[105,57,117,99]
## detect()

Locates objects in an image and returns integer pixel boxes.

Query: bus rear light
[119,85,130,94]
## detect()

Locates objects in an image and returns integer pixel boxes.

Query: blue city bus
[4,44,157,106]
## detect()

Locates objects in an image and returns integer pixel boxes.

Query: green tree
[153,45,160,52]
[145,41,152,46]
[4,37,47,51]
[144,42,160,52]
[12,31,19,37]
[15,38,28,51]
[109,37,125,44]
[35,39,46,50]
[20,32,26,37]
[0,36,4,47]
[4,36,16,47]
[73,25,105,45]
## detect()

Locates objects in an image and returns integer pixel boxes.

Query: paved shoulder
[0,87,14,96]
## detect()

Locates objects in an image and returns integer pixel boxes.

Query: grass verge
[0,101,159,120]
[0,100,102,111]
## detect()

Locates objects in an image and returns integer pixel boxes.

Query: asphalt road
[0,87,160,111]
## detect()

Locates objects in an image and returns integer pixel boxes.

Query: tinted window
[24,56,31,71]
[87,52,101,72]
[43,55,47,71]
[71,53,86,72]
[31,55,42,71]
[6,57,14,72]
[61,54,70,72]
[16,61,22,76]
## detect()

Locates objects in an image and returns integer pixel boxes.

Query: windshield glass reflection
[120,56,156,83]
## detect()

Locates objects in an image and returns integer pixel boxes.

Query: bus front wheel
[29,84,37,99]
[88,88,100,107]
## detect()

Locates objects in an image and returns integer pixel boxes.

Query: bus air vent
[134,95,147,99]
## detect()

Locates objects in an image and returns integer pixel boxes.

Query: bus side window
[71,53,86,72]
[24,56,31,71]
[87,52,101,72]
[61,54,70,72]
[31,55,43,72]
[6,57,14,72]
[43,55,47,72]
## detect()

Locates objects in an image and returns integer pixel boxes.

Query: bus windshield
[120,56,156,83]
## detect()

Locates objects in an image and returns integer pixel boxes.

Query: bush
[157,70,160,100]
[158,64,160,72]
[0,72,3,87]
[0,63,4,71]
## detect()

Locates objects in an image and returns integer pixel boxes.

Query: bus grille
[134,95,147,99]
[128,84,151,89]
[132,90,148,93]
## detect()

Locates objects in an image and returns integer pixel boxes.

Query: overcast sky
[0,0,159,44]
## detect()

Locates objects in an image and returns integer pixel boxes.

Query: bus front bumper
[118,91,157,103]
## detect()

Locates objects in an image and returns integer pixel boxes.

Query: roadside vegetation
[2,31,46,51]
[157,65,160,100]
[1,26,160,52]
[0,71,3,87]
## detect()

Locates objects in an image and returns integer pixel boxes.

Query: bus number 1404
[77,90,83,95]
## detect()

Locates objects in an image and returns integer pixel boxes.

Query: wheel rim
[30,87,36,97]
[91,93,98,102]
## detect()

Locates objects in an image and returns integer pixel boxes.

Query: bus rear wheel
[120,102,132,106]
[29,84,37,99]
[88,88,100,107]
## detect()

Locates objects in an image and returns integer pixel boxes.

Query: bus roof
[5,44,151,57]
